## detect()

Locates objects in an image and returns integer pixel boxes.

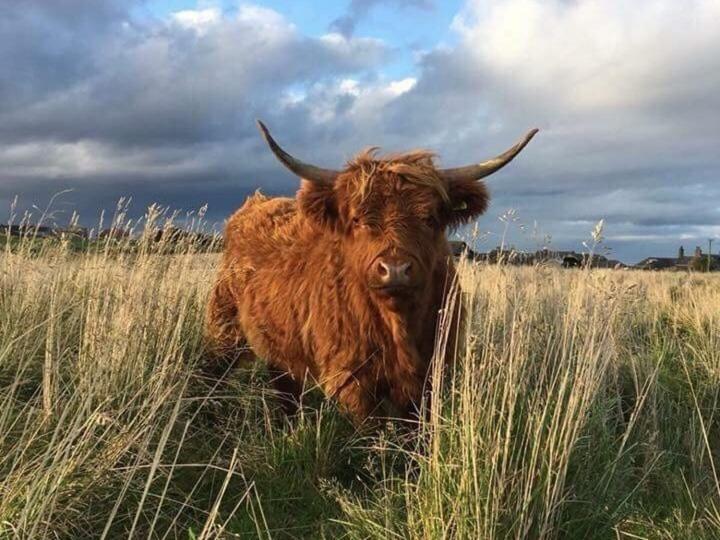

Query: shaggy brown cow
[205,121,538,424]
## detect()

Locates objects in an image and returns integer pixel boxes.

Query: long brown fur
[205,149,489,424]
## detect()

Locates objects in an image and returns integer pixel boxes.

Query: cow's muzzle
[368,254,422,294]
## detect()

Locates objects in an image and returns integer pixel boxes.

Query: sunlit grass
[1,210,719,538]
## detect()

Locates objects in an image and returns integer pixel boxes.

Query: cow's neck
[365,289,430,373]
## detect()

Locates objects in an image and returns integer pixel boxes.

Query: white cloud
[339,79,361,96]
[387,77,417,96]
[454,0,720,113]
[236,4,295,35]
[171,8,221,34]
[294,76,420,127]
[0,140,205,179]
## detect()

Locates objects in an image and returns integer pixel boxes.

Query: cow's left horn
[256,120,339,184]
[439,128,539,183]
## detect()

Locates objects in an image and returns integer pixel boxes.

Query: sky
[1,0,719,263]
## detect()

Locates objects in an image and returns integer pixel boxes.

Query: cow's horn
[439,128,539,183]
[256,120,339,184]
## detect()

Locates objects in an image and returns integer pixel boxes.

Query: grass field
[1,222,719,539]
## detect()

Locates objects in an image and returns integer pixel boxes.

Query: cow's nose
[376,259,413,287]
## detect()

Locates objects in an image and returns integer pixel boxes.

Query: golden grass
[1,222,719,538]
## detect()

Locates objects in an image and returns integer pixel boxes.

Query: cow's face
[341,170,443,301]
[297,151,489,305]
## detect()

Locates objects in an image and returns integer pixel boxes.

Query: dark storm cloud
[0,2,388,224]
[330,0,433,37]
[0,5,387,148]
[0,165,289,232]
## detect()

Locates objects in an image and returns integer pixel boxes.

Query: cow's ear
[297,179,339,229]
[444,179,489,228]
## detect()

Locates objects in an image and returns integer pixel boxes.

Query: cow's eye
[351,216,363,228]
[423,215,438,228]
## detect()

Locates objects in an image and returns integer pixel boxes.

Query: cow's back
[224,192,297,255]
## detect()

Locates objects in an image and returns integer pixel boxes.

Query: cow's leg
[202,276,252,381]
[267,364,303,415]
[334,373,382,427]
[388,378,424,425]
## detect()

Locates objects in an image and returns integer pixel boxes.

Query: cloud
[1,0,719,263]
[171,7,221,33]
[330,0,433,37]
[366,0,720,261]
[0,0,128,111]
[0,4,388,148]
[0,2,392,227]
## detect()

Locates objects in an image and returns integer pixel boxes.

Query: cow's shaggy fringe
[346,148,450,203]
[1,207,720,538]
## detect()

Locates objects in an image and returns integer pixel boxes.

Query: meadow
[1,214,719,539]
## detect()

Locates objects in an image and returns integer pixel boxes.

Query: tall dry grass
[1,214,719,538]
[336,263,720,539]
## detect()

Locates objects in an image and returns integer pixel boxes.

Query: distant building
[635,245,719,271]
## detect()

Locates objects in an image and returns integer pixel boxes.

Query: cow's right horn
[439,128,539,183]
[256,120,339,184]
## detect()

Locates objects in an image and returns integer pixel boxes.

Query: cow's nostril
[402,262,412,276]
[377,261,389,277]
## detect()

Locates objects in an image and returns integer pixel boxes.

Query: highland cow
[205,121,538,424]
